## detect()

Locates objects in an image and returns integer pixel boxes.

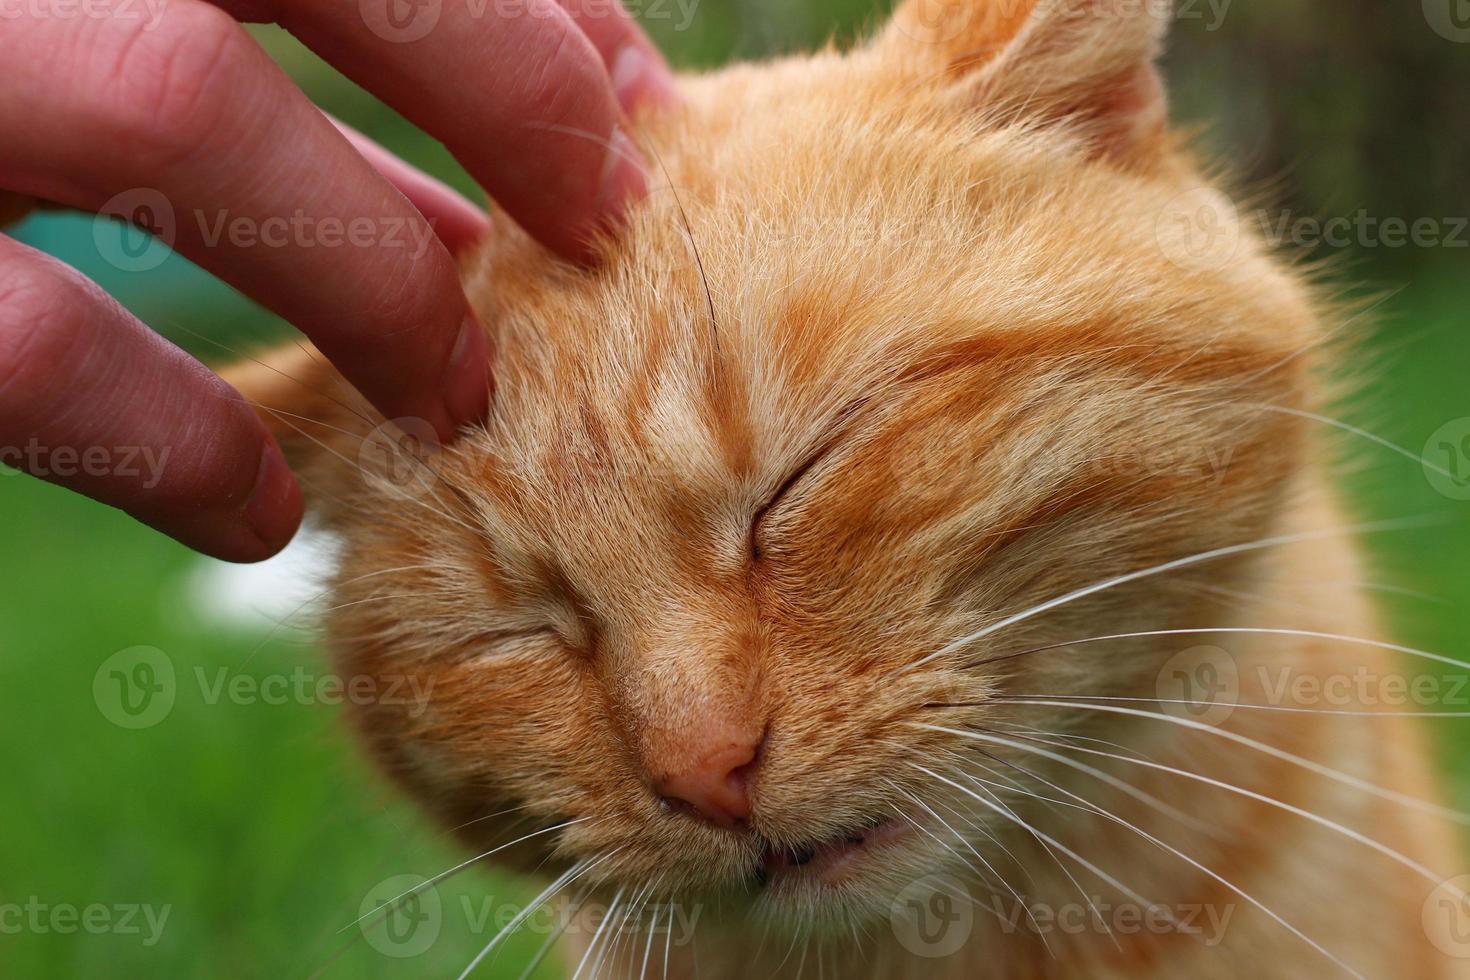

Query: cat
[226,0,1469,976]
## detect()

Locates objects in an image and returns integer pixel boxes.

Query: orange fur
[227,1,1466,975]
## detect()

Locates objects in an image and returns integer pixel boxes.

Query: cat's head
[232,0,1320,932]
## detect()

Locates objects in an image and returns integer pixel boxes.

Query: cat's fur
[228,0,1467,975]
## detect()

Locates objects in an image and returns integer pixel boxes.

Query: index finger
[256,0,665,260]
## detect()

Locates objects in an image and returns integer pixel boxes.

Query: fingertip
[596,125,650,233]
[241,439,305,560]
[610,43,679,113]
[439,314,494,440]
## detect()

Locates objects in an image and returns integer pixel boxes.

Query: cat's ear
[878,0,1171,165]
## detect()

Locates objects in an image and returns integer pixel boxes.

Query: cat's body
[229,1,1467,975]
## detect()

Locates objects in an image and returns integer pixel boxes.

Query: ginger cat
[228,0,1469,976]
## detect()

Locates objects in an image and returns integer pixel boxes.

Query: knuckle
[97,5,254,168]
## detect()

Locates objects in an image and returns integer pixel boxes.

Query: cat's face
[245,0,1320,932]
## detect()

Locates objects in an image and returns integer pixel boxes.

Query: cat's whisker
[613,880,658,980]
[459,850,622,980]
[911,764,1168,930]
[261,406,495,546]
[915,761,1365,979]
[1000,694,1470,718]
[1254,404,1461,482]
[940,762,1123,951]
[308,590,463,619]
[887,780,1047,948]
[983,720,1159,764]
[513,880,593,980]
[341,817,590,935]
[175,322,377,430]
[896,517,1435,675]
[570,884,625,980]
[925,785,1038,886]
[636,882,665,980]
[234,562,439,672]
[917,723,1207,832]
[989,701,1470,824]
[661,900,675,980]
[981,727,1454,886]
[972,625,1470,673]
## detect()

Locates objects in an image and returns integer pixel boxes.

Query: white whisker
[980,626,1470,672]
[916,761,1364,978]
[898,518,1432,675]
[989,703,1470,824]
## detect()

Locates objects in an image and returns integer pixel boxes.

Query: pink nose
[653,739,761,829]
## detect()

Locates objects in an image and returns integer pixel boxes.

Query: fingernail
[611,44,678,111]
[245,441,303,550]
[440,314,493,437]
[597,125,648,223]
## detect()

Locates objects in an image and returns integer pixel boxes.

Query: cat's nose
[652,732,763,829]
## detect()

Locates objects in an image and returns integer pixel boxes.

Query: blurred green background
[2,1,1467,976]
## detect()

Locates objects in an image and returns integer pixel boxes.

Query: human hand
[0,0,672,561]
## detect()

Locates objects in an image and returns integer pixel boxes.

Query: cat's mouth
[755,814,911,885]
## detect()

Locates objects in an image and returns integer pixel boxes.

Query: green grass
[0,471,564,977]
